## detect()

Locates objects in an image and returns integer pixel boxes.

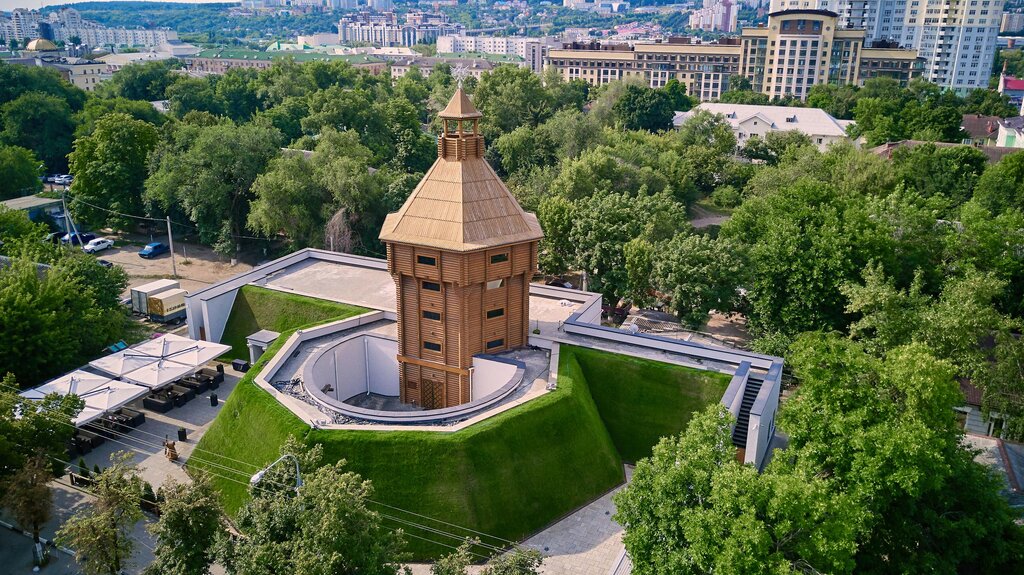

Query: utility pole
[61,189,80,244]
[166,216,177,278]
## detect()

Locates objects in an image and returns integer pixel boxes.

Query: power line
[4,381,513,552]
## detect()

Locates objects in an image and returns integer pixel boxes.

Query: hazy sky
[1,0,232,13]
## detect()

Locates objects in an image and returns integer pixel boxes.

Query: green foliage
[473,65,552,138]
[430,539,476,575]
[612,84,673,132]
[69,112,158,229]
[653,234,746,328]
[218,285,367,360]
[709,184,741,208]
[739,130,814,165]
[1,92,77,172]
[0,250,128,386]
[2,455,53,545]
[224,441,409,575]
[616,404,861,575]
[0,144,42,200]
[567,345,732,463]
[889,142,988,210]
[782,335,1024,573]
[191,336,626,559]
[74,96,166,138]
[145,473,224,575]
[0,59,85,110]
[0,379,82,487]
[100,59,182,102]
[57,452,144,575]
[974,150,1024,215]
[146,121,282,254]
[481,548,544,575]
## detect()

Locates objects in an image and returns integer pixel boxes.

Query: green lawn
[191,337,623,559]
[192,337,730,559]
[564,345,732,463]
[218,285,368,359]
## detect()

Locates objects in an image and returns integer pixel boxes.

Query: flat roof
[2,195,61,211]
[260,257,397,312]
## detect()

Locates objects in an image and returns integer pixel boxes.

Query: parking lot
[82,237,254,295]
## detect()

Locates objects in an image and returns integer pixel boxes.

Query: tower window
[423,341,441,352]
[422,310,441,321]
[486,338,505,350]
[486,308,505,319]
[417,255,436,266]
[486,279,505,290]
[422,281,441,291]
[490,253,509,264]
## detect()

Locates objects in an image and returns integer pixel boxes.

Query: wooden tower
[379,88,544,409]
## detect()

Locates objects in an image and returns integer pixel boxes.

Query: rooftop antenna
[452,63,469,88]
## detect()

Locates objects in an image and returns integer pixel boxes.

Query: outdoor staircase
[731,379,763,449]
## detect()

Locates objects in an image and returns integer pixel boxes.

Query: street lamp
[250,454,303,491]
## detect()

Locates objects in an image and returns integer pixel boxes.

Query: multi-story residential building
[562,0,631,13]
[1,8,180,49]
[689,0,740,33]
[338,11,463,47]
[546,9,922,101]
[436,35,557,73]
[548,38,742,100]
[769,0,1003,93]
[1002,11,1024,33]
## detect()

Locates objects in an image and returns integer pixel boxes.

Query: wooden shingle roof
[439,87,483,119]
[379,156,543,252]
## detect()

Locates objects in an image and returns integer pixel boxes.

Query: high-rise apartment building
[769,0,1003,93]
[338,11,463,47]
[690,0,740,33]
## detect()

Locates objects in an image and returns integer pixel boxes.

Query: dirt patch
[88,234,255,295]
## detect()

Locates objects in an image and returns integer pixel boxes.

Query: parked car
[42,232,63,244]
[96,259,114,269]
[44,174,59,183]
[138,242,169,259]
[54,175,73,185]
[82,237,114,253]
[546,278,575,289]
[61,232,96,246]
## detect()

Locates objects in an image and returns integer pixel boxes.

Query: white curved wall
[471,357,518,400]
[309,335,398,401]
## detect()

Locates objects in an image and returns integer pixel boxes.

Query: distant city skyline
[0,0,231,14]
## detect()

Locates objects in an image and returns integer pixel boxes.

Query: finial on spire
[452,64,470,88]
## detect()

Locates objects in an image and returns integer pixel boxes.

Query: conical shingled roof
[379,91,542,253]
[439,87,483,119]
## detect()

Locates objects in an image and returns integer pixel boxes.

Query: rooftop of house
[1001,75,1024,92]
[674,103,849,137]
[961,114,1002,140]
[1,194,62,211]
[438,51,524,63]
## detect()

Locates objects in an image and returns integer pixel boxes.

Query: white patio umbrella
[19,370,112,400]
[89,349,161,378]
[121,358,194,389]
[133,334,229,369]
[78,381,149,414]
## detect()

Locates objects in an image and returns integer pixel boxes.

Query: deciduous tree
[146,473,225,575]
[0,144,42,200]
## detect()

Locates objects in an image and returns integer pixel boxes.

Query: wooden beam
[397,354,470,376]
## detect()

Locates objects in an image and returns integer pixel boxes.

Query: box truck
[130,279,180,316]
[147,288,187,324]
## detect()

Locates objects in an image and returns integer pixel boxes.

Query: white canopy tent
[19,370,112,400]
[132,334,230,370]
[19,370,149,426]
[88,349,162,378]
[121,358,195,389]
